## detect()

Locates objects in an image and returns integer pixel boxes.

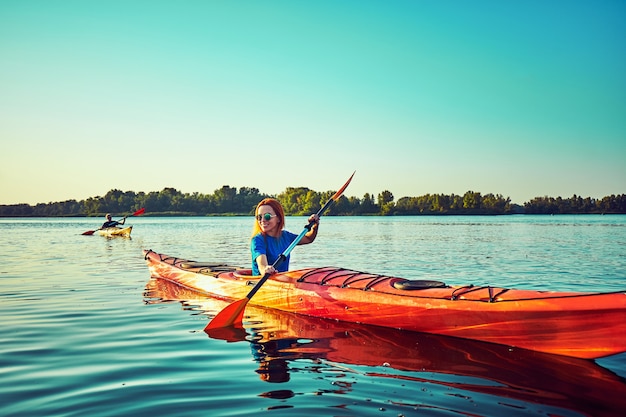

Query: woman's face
[256,204,280,236]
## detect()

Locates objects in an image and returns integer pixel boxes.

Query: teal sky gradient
[1,1,625,205]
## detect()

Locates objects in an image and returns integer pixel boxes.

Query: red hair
[251,198,285,238]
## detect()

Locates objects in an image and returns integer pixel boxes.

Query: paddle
[204,172,355,331]
[81,207,146,235]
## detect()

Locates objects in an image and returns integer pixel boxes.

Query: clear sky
[1,1,624,206]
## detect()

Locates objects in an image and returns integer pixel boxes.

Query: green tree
[213,186,237,213]
[378,190,394,216]
[360,193,377,214]
[462,191,481,211]
[278,187,314,215]
[237,187,265,214]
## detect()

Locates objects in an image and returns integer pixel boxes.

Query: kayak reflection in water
[251,198,319,277]
[250,336,295,383]
[240,308,626,416]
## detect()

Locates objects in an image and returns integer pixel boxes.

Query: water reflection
[145,278,626,417]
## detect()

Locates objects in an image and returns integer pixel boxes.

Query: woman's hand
[260,265,276,276]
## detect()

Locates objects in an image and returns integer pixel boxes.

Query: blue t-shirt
[251,230,298,275]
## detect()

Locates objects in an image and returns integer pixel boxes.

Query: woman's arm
[299,214,320,245]
[255,254,276,276]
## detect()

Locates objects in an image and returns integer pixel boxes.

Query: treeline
[523,194,626,214]
[1,187,625,217]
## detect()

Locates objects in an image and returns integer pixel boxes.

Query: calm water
[1,215,626,417]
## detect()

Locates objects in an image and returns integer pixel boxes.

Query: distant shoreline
[1,188,624,216]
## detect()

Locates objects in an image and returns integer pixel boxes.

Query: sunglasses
[256,213,277,222]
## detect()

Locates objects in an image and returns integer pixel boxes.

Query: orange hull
[143,249,626,359]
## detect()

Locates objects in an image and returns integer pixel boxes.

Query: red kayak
[143,249,626,359]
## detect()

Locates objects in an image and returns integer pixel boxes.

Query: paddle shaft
[106,208,144,226]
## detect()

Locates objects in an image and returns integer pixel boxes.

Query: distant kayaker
[101,213,125,229]
[251,198,320,276]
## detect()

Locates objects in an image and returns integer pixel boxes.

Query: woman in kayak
[101,213,125,229]
[251,198,320,276]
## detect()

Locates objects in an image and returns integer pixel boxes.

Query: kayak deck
[143,249,626,359]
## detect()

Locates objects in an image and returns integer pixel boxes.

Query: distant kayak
[99,226,132,237]
[143,249,626,359]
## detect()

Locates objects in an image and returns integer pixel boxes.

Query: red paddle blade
[205,324,248,342]
[82,230,96,236]
[133,208,146,216]
[331,171,355,201]
[204,298,249,330]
